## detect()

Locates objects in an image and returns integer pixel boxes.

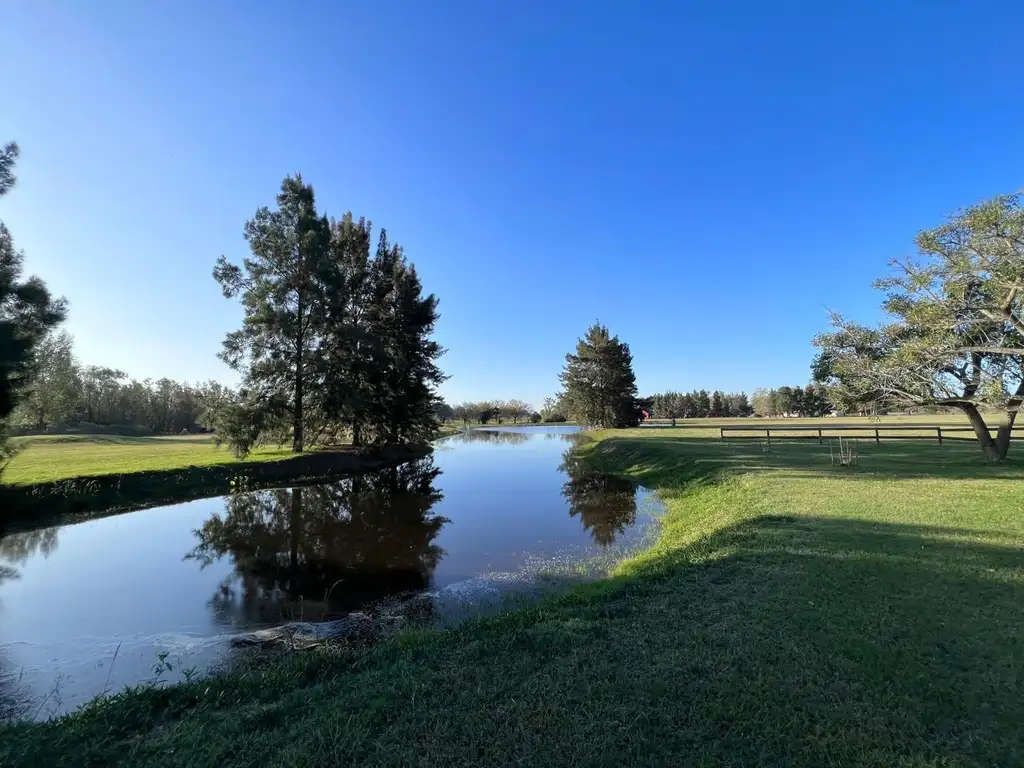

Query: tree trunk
[293,293,304,454]
[293,366,304,453]
[352,418,362,448]
[957,402,1001,460]
[993,400,1021,461]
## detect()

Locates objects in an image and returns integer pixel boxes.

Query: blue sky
[3,1,1023,409]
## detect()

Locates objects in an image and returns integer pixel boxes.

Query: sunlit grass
[2,434,291,486]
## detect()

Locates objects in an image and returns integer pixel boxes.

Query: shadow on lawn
[555,512,1024,765]
[11,435,213,447]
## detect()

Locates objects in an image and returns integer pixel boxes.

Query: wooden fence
[718,424,1023,444]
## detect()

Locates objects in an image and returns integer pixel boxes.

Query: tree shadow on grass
[12,435,211,447]
[534,513,1024,765]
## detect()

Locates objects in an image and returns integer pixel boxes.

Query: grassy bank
[0,436,430,531]
[2,434,291,486]
[4,431,1024,766]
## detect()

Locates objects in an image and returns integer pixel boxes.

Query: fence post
[818,428,823,444]
[720,427,724,440]
[937,426,943,445]
[875,428,880,444]
[766,428,771,447]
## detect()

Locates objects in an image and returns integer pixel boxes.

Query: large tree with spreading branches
[814,193,1024,461]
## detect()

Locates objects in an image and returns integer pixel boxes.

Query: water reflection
[448,429,532,445]
[0,651,28,721]
[559,449,638,547]
[188,459,448,625]
[0,531,58,719]
[0,527,60,588]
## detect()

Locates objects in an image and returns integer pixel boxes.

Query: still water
[0,426,660,720]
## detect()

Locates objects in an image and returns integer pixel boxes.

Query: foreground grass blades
[4,432,1024,766]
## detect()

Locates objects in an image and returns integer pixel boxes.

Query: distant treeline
[9,331,228,435]
[440,400,543,425]
[751,385,832,418]
[642,390,753,419]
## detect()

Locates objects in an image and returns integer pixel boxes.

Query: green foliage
[0,140,67,479]
[647,390,753,419]
[751,384,831,417]
[215,177,446,453]
[0,142,18,197]
[814,192,1024,459]
[560,323,639,428]
[541,394,569,422]
[214,174,330,454]
[11,330,80,429]
[204,390,290,459]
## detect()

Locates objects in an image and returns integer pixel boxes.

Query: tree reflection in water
[188,459,447,626]
[0,527,59,720]
[559,449,638,547]
[448,429,532,445]
[0,526,60,588]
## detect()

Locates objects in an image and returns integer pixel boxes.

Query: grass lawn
[1,434,291,486]
[4,431,1024,766]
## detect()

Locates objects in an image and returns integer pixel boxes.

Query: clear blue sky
[3,2,1023,409]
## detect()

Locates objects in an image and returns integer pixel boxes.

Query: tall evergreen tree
[214,176,445,455]
[696,390,711,418]
[560,323,639,428]
[0,141,67,438]
[320,214,374,445]
[377,259,446,442]
[681,392,696,418]
[213,175,331,453]
[710,390,725,417]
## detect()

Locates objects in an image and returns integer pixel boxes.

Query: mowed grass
[4,431,1024,766]
[642,412,1002,439]
[1,434,291,485]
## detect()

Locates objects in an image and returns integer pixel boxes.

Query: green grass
[0,436,428,531]
[4,431,1024,766]
[645,413,982,427]
[2,434,291,486]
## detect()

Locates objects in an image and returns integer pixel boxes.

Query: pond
[0,426,661,720]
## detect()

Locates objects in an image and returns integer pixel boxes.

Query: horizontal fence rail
[717,423,1024,444]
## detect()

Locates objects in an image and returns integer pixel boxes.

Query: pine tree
[213,174,331,453]
[559,323,639,428]
[379,260,446,442]
[214,177,446,455]
[0,141,67,428]
[696,390,711,418]
[320,214,374,445]
[710,390,725,417]
[681,392,696,418]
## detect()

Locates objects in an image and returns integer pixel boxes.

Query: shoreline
[4,431,1022,765]
[0,442,432,534]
